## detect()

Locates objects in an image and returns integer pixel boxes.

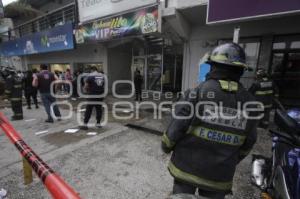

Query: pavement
[123,112,273,199]
[0,103,272,199]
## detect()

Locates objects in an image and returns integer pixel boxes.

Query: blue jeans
[40,93,61,120]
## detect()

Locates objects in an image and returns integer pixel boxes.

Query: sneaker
[80,125,88,130]
[27,106,31,110]
[96,124,102,129]
[36,105,39,109]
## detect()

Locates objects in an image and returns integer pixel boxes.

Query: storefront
[74,63,104,73]
[29,63,71,73]
[179,0,300,106]
[131,38,183,92]
[271,34,300,107]
[75,0,183,93]
[0,22,79,72]
[25,42,107,75]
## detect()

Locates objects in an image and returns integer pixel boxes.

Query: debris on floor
[25,119,36,122]
[64,129,79,134]
[87,132,97,136]
[35,130,49,136]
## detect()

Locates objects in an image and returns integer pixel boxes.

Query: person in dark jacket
[72,70,81,98]
[80,66,105,130]
[134,70,143,101]
[162,43,260,199]
[24,70,38,109]
[4,68,23,120]
[249,68,278,128]
[32,64,61,123]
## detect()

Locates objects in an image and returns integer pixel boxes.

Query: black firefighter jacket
[5,74,23,101]
[249,77,278,110]
[162,79,259,193]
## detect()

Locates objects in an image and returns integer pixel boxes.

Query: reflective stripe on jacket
[249,78,278,109]
[162,79,258,193]
[5,75,23,100]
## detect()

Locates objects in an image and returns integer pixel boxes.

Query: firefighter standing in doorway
[162,43,260,199]
[249,68,278,129]
[4,67,24,120]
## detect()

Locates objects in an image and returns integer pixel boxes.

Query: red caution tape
[0,112,81,199]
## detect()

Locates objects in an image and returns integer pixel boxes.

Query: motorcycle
[251,106,300,199]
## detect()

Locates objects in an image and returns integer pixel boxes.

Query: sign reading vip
[77,0,158,23]
[207,0,300,24]
[75,5,160,43]
[0,23,74,57]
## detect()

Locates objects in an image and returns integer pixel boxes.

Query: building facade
[1,0,184,93]
[1,0,300,105]
[164,0,300,106]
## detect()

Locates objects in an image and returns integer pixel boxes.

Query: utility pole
[233,26,240,44]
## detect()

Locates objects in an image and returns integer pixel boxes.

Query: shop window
[273,35,300,50]
[270,50,300,107]
[50,64,71,73]
[271,53,285,73]
[132,37,183,92]
[28,64,71,73]
[273,42,286,50]
[240,42,261,87]
[287,53,300,72]
[132,57,146,90]
[291,41,300,49]
[28,64,41,72]
[147,54,162,91]
[74,63,104,73]
[240,42,259,68]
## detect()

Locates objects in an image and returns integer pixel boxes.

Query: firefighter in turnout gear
[4,68,24,120]
[162,43,259,199]
[249,68,278,128]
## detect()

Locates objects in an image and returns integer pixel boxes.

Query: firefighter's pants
[173,180,226,199]
[11,100,23,119]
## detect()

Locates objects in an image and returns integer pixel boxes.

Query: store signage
[207,0,300,24]
[75,5,160,43]
[77,0,158,23]
[0,23,74,57]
